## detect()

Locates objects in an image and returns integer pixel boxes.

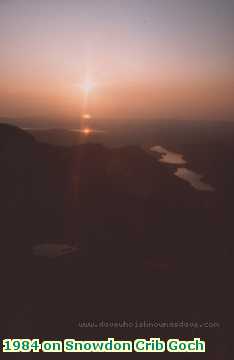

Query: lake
[150,145,215,192]
[150,145,187,165]
[175,168,215,192]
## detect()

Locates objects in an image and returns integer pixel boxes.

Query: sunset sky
[0,0,234,125]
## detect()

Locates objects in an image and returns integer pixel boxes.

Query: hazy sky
[0,0,234,125]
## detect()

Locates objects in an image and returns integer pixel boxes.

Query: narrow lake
[150,145,215,192]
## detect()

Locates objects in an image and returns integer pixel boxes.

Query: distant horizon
[1,115,234,131]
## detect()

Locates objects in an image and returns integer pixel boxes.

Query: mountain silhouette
[0,124,229,352]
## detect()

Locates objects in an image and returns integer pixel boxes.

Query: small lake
[150,145,187,165]
[150,145,215,192]
[175,168,215,192]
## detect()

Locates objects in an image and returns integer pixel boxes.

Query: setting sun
[80,80,96,95]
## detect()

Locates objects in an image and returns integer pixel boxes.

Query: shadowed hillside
[1,124,230,357]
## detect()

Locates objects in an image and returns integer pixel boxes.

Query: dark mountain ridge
[0,124,229,354]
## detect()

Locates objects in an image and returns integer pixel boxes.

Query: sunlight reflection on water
[150,145,215,192]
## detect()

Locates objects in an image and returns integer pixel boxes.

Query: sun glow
[78,78,97,127]
[82,113,92,119]
[82,127,92,135]
[80,79,96,94]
